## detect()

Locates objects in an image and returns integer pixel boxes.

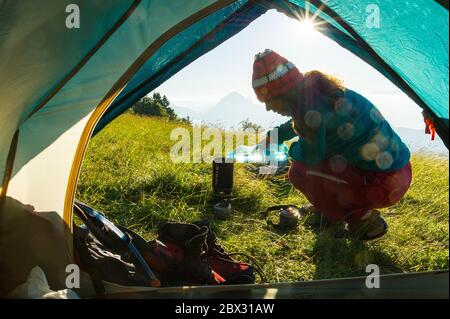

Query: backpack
[73,201,264,292]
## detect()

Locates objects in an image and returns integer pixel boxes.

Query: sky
[156,9,425,129]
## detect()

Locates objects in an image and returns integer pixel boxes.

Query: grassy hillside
[77,113,449,282]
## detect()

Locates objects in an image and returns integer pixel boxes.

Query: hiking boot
[301,204,334,228]
[300,204,346,238]
[299,204,318,224]
[347,210,388,241]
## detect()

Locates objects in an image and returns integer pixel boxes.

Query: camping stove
[212,157,234,219]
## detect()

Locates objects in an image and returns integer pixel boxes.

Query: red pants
[288,160,412,222]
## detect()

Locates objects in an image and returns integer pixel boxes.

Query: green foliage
[239,118,263,132]
[177,115,192,125]
[131,92,177,120]
[77,114,449,283]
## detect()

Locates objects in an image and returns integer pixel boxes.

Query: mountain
[172,92,288,129]
[170,104,200,120]
[171,92,448,155]
[394,127,448,155]
[201,92,289,128]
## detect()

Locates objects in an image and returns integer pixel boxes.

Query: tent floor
[94,270,448,299]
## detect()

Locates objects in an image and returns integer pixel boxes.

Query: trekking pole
[127,242,161,288]
[74,201,161,288]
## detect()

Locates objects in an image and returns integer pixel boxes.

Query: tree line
[130,92,263,132]
[130,92,191,124]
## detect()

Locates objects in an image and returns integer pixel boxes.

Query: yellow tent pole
[0,130,19,200]
[62,0,237,249]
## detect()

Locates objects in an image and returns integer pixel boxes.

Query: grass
[77,113,449,283]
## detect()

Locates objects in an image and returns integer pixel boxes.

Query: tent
[0,0,448,298]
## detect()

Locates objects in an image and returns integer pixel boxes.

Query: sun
[292,1,325,37]
[298,18,317,36]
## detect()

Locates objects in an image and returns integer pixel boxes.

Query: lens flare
[298,18,317,35]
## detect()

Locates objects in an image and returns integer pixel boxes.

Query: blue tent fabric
[287,0,356,39]
[94,0,357,135]
[0,0,448,293]
[288,0,449,146]
[1,0,449,190]
[93,0,449,148]
[6,0,225,178]
[303,0,449,137]
[94,0,255,134]
[435,0,449,10]
[0,0,136,178]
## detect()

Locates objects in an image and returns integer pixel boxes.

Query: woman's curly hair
[302,70,345,98]
[290,70,346,140]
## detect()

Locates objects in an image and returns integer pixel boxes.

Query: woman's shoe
[301,204,332,228]
[301,204,346,238]
[347,210,388,241]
